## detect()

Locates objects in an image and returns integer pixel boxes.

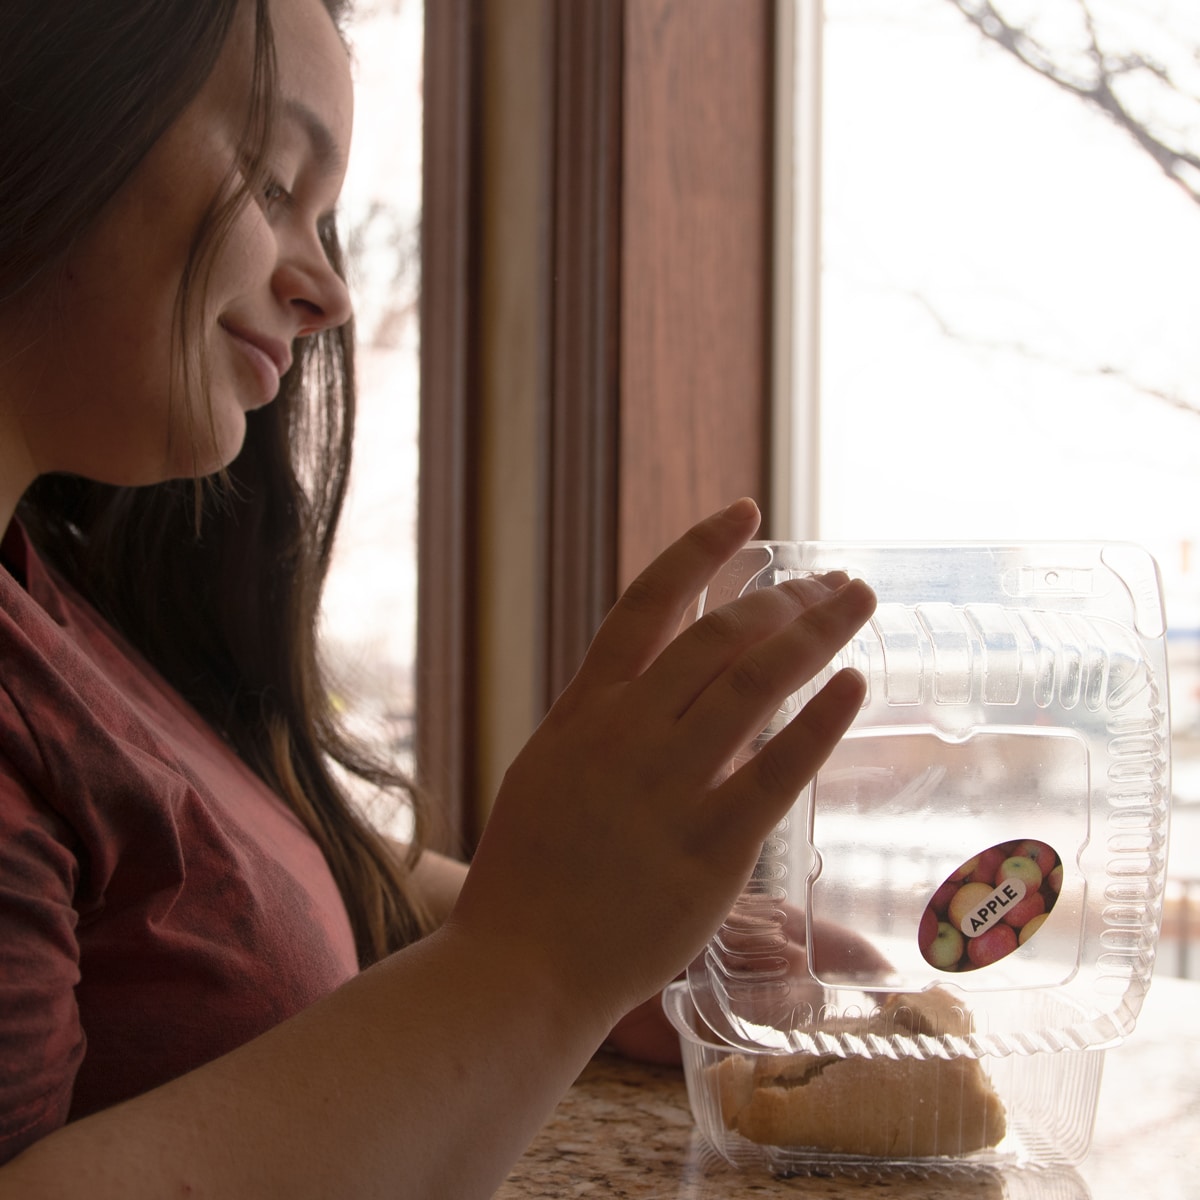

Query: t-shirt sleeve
[0,686,85,1166]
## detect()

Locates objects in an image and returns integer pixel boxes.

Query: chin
[210,426,251,474]
[169,411,250,479]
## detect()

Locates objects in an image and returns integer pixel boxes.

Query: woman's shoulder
[0,519,80,651]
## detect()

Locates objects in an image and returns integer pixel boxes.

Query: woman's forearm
[1,923,606,1200]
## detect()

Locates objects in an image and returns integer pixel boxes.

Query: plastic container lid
[687,541,1171,1060]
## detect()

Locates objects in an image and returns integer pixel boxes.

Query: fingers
[706,664,870,846]
[646,570,851,723]
[577,499,762,687]
[675,577,876,781]
[568,502,876,857]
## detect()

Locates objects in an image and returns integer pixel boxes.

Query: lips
[219,320,292,401]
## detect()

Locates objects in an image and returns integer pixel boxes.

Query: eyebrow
[280,97,346,177]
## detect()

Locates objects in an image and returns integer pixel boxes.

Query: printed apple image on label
[919,839,1062,971]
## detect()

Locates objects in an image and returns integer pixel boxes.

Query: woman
[0,0,877,1194]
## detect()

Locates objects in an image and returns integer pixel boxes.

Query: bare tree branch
[906,287,1200,418]
[944,0,1200,206]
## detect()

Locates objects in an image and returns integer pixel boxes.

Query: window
[785,0,1200,973]
[321,0,423,831]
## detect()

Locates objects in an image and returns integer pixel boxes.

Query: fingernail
[817,570,850,587]
[836,578,877,607]
[721,497,759,523]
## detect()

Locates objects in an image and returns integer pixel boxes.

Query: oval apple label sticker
[919,839,1062,971]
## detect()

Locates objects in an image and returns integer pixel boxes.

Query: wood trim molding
[544,0,625,699]
[545,0,776,661]
[417,0,775,847]
[470,0,626,818]
[416,0,481,853]
[472,0,553,831]
[618,0,776,581]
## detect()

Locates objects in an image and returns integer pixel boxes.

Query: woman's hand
[449,498,877,1038]
[605,990,684,1065]
[605,907,897,1066]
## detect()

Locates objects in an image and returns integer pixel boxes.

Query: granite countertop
[497,975,1200,1200]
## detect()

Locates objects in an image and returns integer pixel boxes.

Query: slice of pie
[707,991,1007,1158]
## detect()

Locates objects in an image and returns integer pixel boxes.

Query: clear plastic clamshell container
[671,541,1172,1175]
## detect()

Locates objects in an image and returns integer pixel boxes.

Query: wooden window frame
[418,0,778,851]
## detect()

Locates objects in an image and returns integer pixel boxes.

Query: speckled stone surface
[497,976,1200,1200]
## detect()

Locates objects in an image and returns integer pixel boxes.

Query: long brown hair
[1,0,433,964]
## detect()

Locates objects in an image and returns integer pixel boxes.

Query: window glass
[322,0,423,813]
[812,0,1200,971]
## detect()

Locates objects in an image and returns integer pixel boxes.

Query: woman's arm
[4,921,610,1199]
[0,500,875,1199]
[400,843,468,928]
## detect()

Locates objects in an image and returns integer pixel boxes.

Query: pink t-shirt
[0,523,359,1164]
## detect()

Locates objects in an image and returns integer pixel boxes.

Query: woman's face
[6,0,354,486]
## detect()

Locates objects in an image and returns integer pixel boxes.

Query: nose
[274,228,353,338]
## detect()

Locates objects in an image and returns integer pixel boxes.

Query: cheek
[213,203,278,296]
[54,206,189,394]
[45,268,177,428]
